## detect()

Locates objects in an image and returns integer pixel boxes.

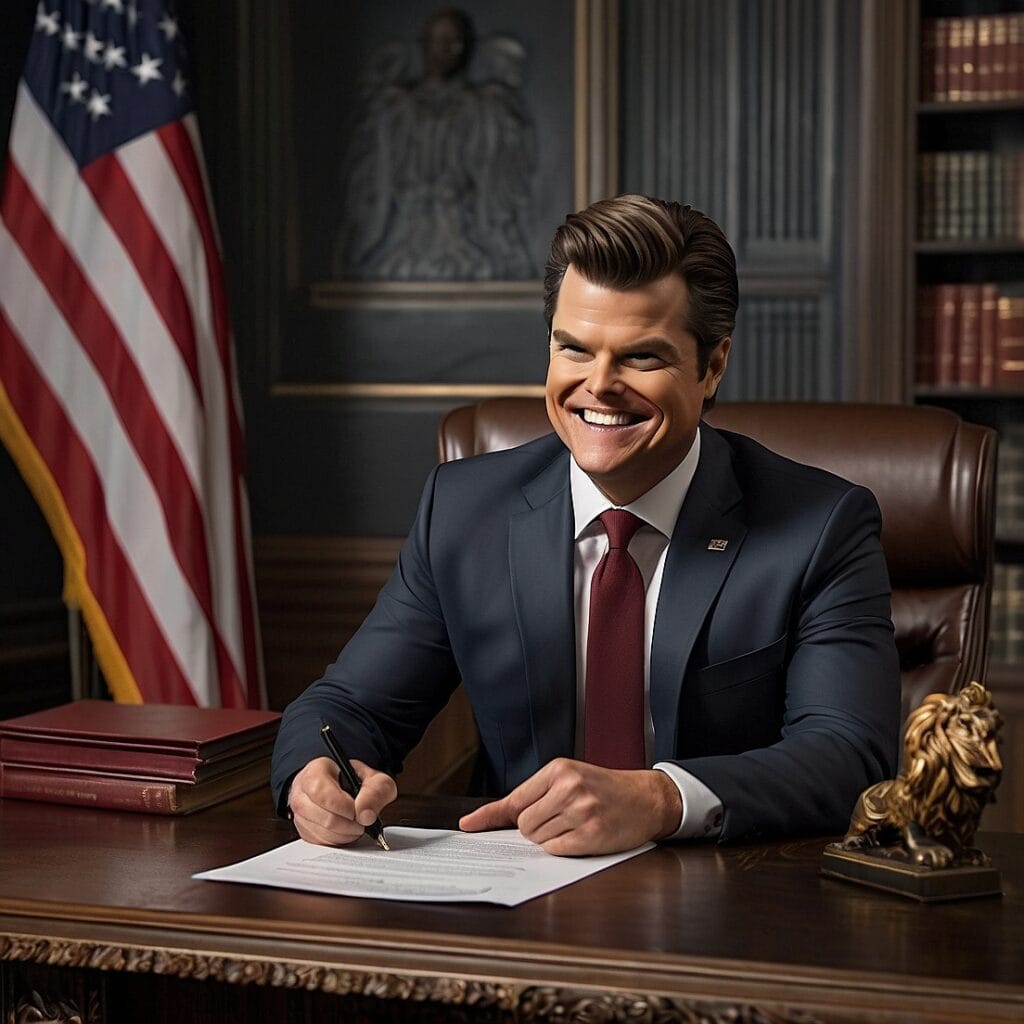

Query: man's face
[545,265,730,506]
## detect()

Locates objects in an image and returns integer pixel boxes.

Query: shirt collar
[569,428,701,540]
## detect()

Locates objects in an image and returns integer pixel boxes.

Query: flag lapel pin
[707,539,729,551]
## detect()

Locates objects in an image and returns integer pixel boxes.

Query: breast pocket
[694,634,788,695]
[683,634,788,756]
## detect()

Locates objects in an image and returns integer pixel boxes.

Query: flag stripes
[0,9,263,708]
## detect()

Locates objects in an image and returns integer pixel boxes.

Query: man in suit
[272,195,901,855]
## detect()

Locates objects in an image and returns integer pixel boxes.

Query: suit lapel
[650,423,747,761]
[509,451,577,767]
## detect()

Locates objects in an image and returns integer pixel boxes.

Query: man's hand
[287,756,397,847]
[458,758,682,855]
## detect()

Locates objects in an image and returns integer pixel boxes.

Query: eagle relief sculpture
[822,681,1004,900]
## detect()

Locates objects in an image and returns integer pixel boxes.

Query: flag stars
[131,53,163,86]
[172,70,188,98]
[101,0,124,12]
[86,89,112,121]
[126,3,140,29]
[35,4,61,36]
[60,72,88,103]
[158,14,179,41]
[103,44,127,71]
[60,24,81,52]
[84,31,105,63]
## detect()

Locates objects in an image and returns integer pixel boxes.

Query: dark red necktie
[584,509,646,770]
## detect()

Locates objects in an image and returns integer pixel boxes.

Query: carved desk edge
[3,928,1023,1024]
[0,929,830,1024]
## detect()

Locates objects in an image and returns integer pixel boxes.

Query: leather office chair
[438,398,997,721]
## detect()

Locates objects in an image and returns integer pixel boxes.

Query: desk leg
[2,962,104,1023]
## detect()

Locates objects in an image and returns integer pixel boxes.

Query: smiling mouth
[578,409,644,427]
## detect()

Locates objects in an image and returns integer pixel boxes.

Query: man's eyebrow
[551,329,679,356]
[551,329,583,346]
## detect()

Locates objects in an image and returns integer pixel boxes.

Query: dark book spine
[916,285,937,385]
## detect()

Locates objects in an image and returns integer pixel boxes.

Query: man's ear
[703,337,731,400]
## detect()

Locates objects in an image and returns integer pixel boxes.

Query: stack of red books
[0,700,281,814]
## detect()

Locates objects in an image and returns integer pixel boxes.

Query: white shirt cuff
[653,762,724,840]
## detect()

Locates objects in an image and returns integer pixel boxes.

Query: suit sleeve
[676,485,902,842]
[270,466,460,815]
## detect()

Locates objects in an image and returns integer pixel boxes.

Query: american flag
[0,0,264,709]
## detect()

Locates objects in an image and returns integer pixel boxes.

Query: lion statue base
[821,681,1004,901]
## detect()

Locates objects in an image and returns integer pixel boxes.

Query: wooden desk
[0,791,1020,1024]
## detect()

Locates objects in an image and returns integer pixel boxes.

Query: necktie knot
[599,508,643,550]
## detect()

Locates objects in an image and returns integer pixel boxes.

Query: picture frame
[241,0,618,399]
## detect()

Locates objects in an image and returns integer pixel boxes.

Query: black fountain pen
[319,721,390,851]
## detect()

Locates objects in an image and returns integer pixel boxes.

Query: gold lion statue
[837,681,1002,869]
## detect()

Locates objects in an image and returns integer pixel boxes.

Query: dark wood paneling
[254,534,477,795]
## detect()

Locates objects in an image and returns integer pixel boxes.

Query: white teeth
[581,409,634,426]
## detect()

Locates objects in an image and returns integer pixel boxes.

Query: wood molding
[847,0,914,403]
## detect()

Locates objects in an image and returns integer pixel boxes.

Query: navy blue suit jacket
[271,422,901,842]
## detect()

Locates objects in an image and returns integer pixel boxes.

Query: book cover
[0,756,272,815]
[0,734,275,782]
[0,700,281,760]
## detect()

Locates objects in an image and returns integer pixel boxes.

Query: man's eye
[626,352,661,367]
[557,344,589,358]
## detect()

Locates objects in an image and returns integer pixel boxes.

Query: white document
[194,827,653,906]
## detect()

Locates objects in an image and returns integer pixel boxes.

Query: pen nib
[376,833,391,852]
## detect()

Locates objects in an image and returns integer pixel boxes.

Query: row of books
[992,562,1024,665]
[915,283,1024,389]
[921,14,1024,102]
[997,421,1024,541]
[0,700,280,813]
[917,151,1024,241]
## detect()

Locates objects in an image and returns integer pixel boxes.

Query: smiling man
[272,195,901,856]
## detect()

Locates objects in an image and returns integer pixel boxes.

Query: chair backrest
[438,398,997,718]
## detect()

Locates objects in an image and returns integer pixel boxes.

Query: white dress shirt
[570,430,723,840]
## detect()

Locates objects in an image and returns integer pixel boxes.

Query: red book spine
[0,736,273,781]
[933,17,950,101]
[976,16,994,101]
[979,284,999,388]
[0,759,270,815]
[992,15,1010,99]
[935,284,960,387]
[960,17,978,102]
[947,17,965,101]
[916,286,938,385]
[0,763,179,812]
[958,284,982,385]
[1009,14,1024,100]
[998,296,1024,390]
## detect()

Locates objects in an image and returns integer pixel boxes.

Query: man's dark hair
[543,195,738,389]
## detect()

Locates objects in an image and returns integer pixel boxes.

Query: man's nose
[585,356,623,397]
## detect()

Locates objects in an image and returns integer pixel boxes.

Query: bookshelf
[912,1,1024,830]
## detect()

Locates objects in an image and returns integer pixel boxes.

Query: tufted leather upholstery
[438,398,997,721]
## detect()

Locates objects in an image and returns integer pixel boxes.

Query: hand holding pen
[319,721,391,851]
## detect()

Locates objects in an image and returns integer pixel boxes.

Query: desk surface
[0,790,1021,1023]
